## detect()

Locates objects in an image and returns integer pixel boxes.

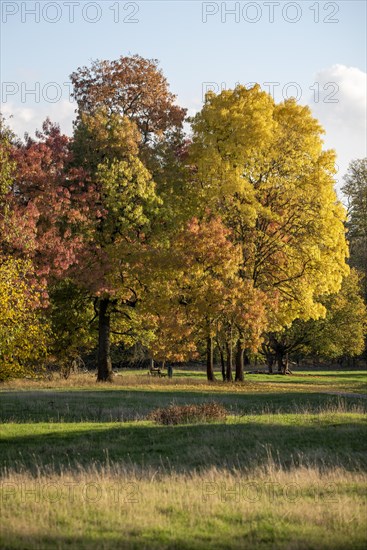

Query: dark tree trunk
[216,338,226,381]
[262,343,274,374]
[276,352,284,374]
[268,356,274,374]
[225,341,233,382]
[206,335,215,381]
[219,347,225,381]
[235,340,244,382]
[97,298,113,382]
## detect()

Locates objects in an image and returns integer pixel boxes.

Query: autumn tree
[70,55,185,145]
[262,269,367,371]
[190,86,349,368]
[10,119,95,284]
[144,216,241,380]
[309,269,366,360]
[342,159,367,300]
[0,119,50,379]
[47,279,96,368]
[70,55,186,381]
[71,56,190,231]
[0,117,37,262]
[72,116,160,381]
[143,216,267,381]
[1,114,106,378]
[0,258,49,380]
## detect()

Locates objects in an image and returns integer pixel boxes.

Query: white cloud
[309,64,367,189]
[1,100,75,139]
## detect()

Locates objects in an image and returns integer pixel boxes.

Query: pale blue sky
[1,1,366,184]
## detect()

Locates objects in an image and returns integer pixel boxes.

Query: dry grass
[1,462,366,549]
[0,372,247,392]
[2,371,364,395]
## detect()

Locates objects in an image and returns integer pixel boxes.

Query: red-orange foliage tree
[144,216,268,381]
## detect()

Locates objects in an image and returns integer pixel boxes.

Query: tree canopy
[1,59,365,382]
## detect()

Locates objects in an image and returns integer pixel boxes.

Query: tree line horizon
[1,54,366,382]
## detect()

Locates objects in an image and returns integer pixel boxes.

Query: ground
[0,369,366,549]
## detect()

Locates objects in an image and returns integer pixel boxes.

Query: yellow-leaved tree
[190,85,349,378]
[0,258,49,381]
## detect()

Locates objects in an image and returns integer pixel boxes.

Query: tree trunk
[262,344,274,373]
[216,338,226,381]
[206,335,215,381]
[225,341,233,382]
[219,347,225,381]
[268,356,274,374]
[97,298,113,382]
[235,339,244,382]
[276,352,284,374]
[284,353,290,374]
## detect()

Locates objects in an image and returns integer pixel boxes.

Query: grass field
[1,369,366,549]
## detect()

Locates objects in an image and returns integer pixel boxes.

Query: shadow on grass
[1,390,366,423]
[1,419,366,474]
[1,532,363,550]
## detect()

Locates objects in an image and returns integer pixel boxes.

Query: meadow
[1,369,366,549]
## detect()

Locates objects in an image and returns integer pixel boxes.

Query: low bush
[147,402,228,425]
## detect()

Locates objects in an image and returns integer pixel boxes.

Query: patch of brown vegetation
[147,402,228,425]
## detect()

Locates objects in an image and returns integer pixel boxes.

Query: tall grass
[1,461,366,549]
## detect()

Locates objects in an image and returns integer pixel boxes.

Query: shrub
[147,402,228,425]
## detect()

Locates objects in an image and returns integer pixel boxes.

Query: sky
[1,0,366,191]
